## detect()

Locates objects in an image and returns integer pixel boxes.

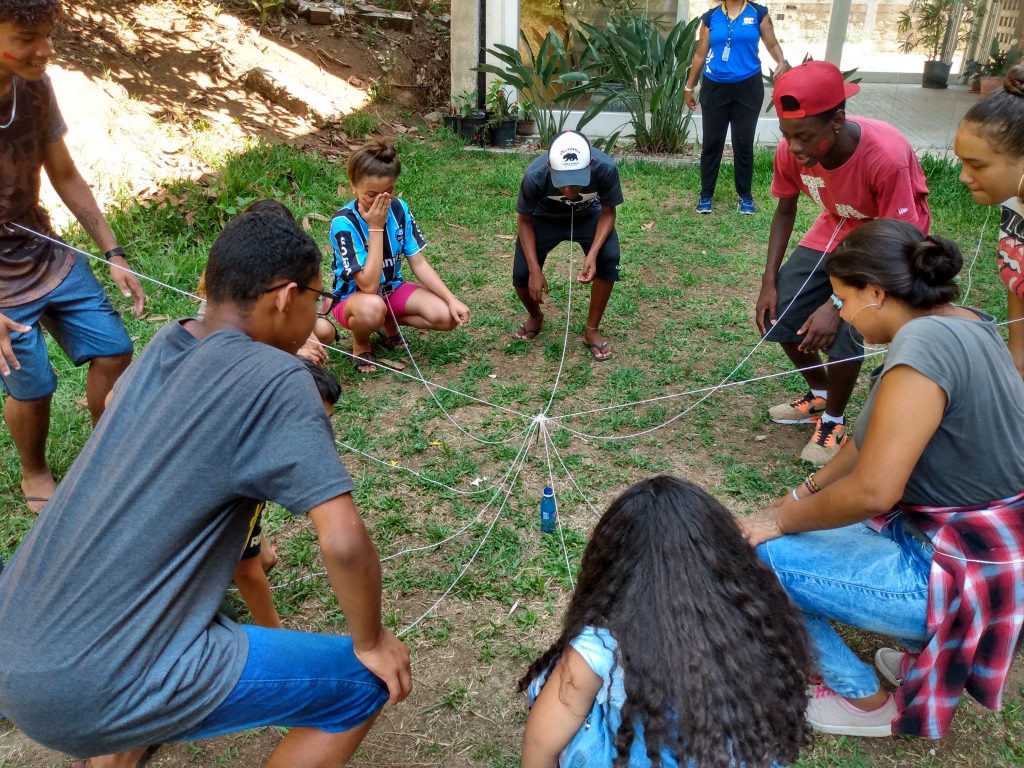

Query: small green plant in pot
[979,39,1023,95]
[454,89,487,145]
[897,0,986,89]
[516,99,537,136]
[485,80,517,147]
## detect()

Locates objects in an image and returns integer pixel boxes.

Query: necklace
[0,77,16,129]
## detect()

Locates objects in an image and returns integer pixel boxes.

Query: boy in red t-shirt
[755,61,930,466]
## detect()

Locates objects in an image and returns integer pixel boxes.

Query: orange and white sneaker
[801,419,848,466]
[768,391,827,424]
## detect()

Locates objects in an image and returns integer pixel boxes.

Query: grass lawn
[1,131,1021,767]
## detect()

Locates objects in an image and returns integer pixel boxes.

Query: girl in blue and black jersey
[313,141,470,373]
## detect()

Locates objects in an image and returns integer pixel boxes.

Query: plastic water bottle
[540,486,557,534]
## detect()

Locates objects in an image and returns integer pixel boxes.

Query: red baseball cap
[772,60,860,119]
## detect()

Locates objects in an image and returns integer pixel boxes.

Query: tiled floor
[747,82,979,152]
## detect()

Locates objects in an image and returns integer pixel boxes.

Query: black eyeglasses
[262,282,335,317]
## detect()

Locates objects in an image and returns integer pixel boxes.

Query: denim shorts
[1,254,133,401]
[763,245,863,359]
[167,626,388,741]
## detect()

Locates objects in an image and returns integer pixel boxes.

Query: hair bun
[375,141,397,163]
[1005,65,1024,99]
[909,235,962,286]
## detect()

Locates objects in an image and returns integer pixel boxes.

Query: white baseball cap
[548,131,592,188]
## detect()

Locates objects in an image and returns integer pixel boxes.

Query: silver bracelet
[790,488,800,502]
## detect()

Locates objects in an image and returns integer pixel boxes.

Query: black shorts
[763,245,863,359]
[512,212,621,286]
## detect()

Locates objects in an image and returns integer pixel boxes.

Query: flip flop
[352,351,379,374]
[512,323,541,341]
[23,495,50,513]
[377,331,403,350]
[584,340,612,362]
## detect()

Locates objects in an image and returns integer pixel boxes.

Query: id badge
[721,44,731,62]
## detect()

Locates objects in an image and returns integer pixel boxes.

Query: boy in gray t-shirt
[0,210,412,764]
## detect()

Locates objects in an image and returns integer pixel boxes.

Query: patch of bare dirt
[41,0,449,226]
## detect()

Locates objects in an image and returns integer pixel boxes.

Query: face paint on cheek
[1,52,20,62]
[812,138,831,157]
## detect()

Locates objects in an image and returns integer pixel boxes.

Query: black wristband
[104,246,126,261]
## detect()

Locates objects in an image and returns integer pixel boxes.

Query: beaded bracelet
[803,473,821,495]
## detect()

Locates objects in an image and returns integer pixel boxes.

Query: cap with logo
[548,131,592,188]
[772,60,860,119]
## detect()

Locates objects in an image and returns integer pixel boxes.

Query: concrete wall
[450,0,479,102]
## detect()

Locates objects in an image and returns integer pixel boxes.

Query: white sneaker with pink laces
[806,684,898,737]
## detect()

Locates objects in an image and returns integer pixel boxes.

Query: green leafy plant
[897,0,986,61]
[476,28,594,146]
[982,39,1023,76]
[453,90,479,118]
[247,0,283,26]
[484,80,515,120]
[575,13,700,154]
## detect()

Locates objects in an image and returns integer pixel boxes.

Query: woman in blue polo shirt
[685,1,789,215]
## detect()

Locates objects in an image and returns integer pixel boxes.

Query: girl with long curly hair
[520,475,813,768]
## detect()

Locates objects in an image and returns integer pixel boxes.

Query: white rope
[550,219,847,440]
[6,220,535,428]
[335,433,528,497]
[396,422,537,637]
[958,206,992,305]
[540,422,576,590]
[272,425,538,591]
[550,349,884,422]
[374,293,532,445]
[379,426,538,562]
[545,431,604,518]
[544,208,576,415]
[5,222,204,302]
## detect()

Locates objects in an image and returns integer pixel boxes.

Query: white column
[824,0,852,65]
[450,0,481,102]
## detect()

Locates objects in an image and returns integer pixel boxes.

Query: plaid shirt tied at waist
[882,490,1024,739]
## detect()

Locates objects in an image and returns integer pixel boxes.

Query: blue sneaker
[738,195,756,215]
[695,196,713,214]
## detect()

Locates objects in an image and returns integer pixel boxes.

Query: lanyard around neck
[721,1,748,21]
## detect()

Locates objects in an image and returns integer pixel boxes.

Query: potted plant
[897,0,986,89]
[515,99,537,136]
[454,90,487,145]
[979,40,1023,96]
[485,80,517,148]
[476,27,595,146]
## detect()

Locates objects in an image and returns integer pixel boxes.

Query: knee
[90,354,131,376]
[348,296,387,330]
[314,318,337,344]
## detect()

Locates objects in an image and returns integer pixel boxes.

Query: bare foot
[583,327,612,361]
[21,471,56,514]
[260,539,279,573]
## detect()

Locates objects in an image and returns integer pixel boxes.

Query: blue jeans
[1,254,133,400]
[167,626,388,741]
[757,520,932,698]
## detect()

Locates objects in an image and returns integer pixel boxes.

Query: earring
[847,302,879,324]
